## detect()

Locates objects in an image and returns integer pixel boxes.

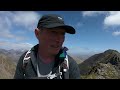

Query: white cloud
[12,11,40,30]
[103,11,120,36]
[112,31,120,36]
[0,11,40,40]
[0,30,14,38]
[0,11,40,30]
[0,15,14,38]
[104,12,120,26]
[0,11,40,50]
[83,11,120,36]
[0,41,33,50]
[82,11,107,17]
[0,25,28,41]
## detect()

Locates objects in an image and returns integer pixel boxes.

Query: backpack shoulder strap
[22,50,31,75]
[60,54,69,79]
[59,47,69,79]
[47,54,69,79]
[60,54,69,71]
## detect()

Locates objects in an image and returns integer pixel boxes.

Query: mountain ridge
[79,49,120,79]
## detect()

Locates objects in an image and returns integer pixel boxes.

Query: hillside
[68,54,83,64]
[0,54,16,79]
[79,49,120,79]
[68,53,90,64]
[0,49,25,79]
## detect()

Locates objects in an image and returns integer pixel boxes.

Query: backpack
[22,47,69,79]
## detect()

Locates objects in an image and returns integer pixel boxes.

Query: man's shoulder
[67,55,80,79]
[21,51,28,57]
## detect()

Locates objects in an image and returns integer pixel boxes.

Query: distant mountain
[68,53,91,64]
[0,49,26,63]
[68,54,83,64]
[70,56,83,64]
[79,49,120,79]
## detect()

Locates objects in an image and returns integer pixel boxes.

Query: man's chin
[51,50,60,55]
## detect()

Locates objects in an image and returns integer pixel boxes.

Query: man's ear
[34,28,40,39]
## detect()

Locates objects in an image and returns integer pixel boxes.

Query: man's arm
[68,55,80,79]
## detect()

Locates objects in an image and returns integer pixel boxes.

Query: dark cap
[37,14,75,34]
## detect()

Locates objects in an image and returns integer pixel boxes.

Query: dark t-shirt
[37,55,55,76]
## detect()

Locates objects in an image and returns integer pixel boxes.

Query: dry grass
[0,54,16,79]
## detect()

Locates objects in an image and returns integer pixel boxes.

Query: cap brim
[43,23,76,34]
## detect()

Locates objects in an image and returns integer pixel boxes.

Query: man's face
[38,27,66,55]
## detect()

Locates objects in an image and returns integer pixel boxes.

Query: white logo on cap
[58,17,62,20]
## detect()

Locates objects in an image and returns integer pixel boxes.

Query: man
[14,14,80,79]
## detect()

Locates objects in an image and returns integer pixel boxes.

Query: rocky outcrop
[83,63,119,79]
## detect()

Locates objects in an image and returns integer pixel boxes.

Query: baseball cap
[37,14,75,34]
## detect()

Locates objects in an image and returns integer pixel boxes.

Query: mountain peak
[104,49,119,55]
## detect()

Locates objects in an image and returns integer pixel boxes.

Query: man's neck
[38,47,55,64]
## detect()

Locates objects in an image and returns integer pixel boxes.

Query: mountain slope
[79,49,120,79]
[0,54,16,79]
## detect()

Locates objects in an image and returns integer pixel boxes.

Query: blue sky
[0,11,120,54]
